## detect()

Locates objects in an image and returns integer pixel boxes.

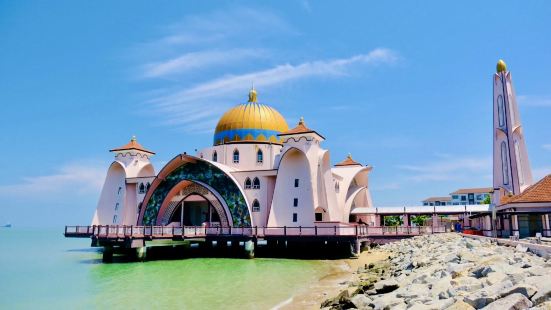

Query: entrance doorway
[169,194,221,227]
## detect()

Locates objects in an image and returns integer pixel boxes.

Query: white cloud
[397,155,492,182]
[0,161,106,197]
[143,48,267,78]
[371,182,401,191]
[542,144,551,151]
[517,95,551,107]
[149,48,398,130]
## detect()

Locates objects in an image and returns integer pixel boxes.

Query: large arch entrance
[138,155,252,227]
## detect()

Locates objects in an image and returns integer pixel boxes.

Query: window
[452,195,458,200]
[335,181,340,193]
[515,140,524,185]
[257,149,263,164]
[294,179,299,187]
[117,187,122,195]
[115,203,119,211]
[139,183,145,194]
[253,177,260,189]
[146,182,150,192]
[315,213,322,221]
[112,215,118,224]
[501,141,510,185]
[497,95,505,127]
[233,149,240,163]
[293,198,298,207]
[252,199,260,212]
[212,151,218,162]
[423,202,428,206]
[292,213,298,222]
[244,177,252,189]
[461,195,466,201]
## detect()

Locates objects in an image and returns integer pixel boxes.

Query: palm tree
[384,216,403,226]
[411,215,429,226]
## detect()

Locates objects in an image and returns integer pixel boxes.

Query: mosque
[91,88,375,230]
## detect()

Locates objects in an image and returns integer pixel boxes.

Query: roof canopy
[500,174,551,205]
[110,136,155,155]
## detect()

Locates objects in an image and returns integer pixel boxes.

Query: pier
[65,224,446,261]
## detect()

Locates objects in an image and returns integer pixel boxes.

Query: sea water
[0,228,331,309]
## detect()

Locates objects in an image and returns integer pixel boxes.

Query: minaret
[492,59,533,203]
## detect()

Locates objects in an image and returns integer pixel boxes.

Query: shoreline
[275,249,390,310]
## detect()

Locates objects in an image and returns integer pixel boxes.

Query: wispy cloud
[517,95,551,107]
[149,48,398,130]
[0,161,106,197]
[397,155,492,182]
[143,48,267,78]
[542,144,551,151]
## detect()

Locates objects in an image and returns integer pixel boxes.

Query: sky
[1,1,551,227]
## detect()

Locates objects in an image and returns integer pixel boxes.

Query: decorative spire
[299,116,305,125]
[347,153,352,159]
[496,59,507,73]
[248,87,257,103]
[131,135,137,142]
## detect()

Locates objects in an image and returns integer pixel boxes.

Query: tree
[411,215,429,226]
[482,195,491,204]
[384,216,403,226]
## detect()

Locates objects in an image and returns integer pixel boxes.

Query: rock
[464,280,513,308]
[370,294,405,310]
[480,293,532,310]
[471,265,495,278]
[516,244,529,253]
[447,263,475,278]
[320,290,355,309]
[527,266,547,277]
[373,279,399,294]
[350,294,372,309]
[499,284,538,299]
[530,301,551,309]
[447,300,475,310]
[531,282,551,306]
[484,271,508,286]
[451,277,484,293]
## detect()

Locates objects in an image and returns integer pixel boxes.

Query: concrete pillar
[512,215,519,230]
[244,240,255,259]
[402,215,409,227]
[135,246,147,261]
[102,246,113,263]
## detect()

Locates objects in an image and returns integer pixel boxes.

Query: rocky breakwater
[321,233,551,310]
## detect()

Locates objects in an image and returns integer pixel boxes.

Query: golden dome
[213,89,289,145]
[496,59,507,73]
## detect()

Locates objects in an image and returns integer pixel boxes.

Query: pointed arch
[253,177,260,189]
[212,150,218,162]
[257,149,263,163]
[233,149,240,163]
[252,199,260,212]
[244,177,252,189]
[139,183,145,194]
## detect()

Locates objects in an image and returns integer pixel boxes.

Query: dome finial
[248,85,257,103]
[131,135,137,142]
[347,153,352,159]
[299,116,305,125]
[496,59,507,73]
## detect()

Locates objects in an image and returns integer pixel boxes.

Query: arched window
[514,140,524,185]
[233,149,239,163]
[212,151,218,162]
[112,215,118,224]
[146,182,151,192]
[244,177,252,189]
[139,183,145,194]
[335,181,340,193]
[252,199,260,212]
[501,141,510,185]
[497,95,505,127]
[115,203,119,210]
[257,149,263,164]
[253,177,260,189]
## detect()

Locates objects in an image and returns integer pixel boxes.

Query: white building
[92,88,375,228]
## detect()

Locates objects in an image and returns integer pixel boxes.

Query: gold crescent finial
[496,59,507,73]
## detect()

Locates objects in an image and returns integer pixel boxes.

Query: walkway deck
[65,225,446,240]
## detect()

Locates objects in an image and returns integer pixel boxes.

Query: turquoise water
[0,228,331,309]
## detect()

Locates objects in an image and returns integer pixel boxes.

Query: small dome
[213,89,289,145]
[496,59,507,73]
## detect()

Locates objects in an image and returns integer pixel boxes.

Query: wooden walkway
[65,225,446,240]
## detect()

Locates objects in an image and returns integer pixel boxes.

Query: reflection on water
[0,228,331,309]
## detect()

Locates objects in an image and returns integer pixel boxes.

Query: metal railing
[65,225,447,239]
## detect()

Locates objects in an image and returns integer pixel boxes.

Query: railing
[65,225,447,239]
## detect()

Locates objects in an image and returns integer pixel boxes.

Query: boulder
[350,294,372,309]
[447,263,475,278]
[516,244,529,253]
[451,277,484,293]
[480,293,532,310]
[531,282,551,306]
[369,294,406,310]
[530,301,551,309]
[464,280,513,308]
[499,284,538,299]
[320,290,355,309]
[374,279,399,294]
[446,300,475,310]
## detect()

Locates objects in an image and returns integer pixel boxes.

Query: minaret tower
[492,59,533,203]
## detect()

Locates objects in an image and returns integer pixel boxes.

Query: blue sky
[1,1,551,227]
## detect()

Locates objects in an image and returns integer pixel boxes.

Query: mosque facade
[91,89,374,229]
